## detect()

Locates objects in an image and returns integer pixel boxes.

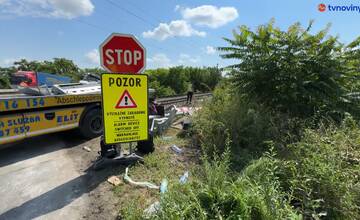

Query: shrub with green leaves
[154,146,300,220]
[193,84,304,168]
[151,118,360,220]
[279,117,360,219]
[219,20,360,120]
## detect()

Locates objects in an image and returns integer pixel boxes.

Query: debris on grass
[160,179,168,194]
[107,176,122,186]
[143,201,161,217]
[179,171,189,184]
[124,167,160,190]
[161,136,173,141]
[170,144,183,154]
[181,118,192,130]
[116,123,201,219]
[175,106,202,115]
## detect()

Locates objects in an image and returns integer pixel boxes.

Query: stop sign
[99,33,146,73]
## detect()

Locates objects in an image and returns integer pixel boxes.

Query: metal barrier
[157,93,212,106]
[149,105,178,135]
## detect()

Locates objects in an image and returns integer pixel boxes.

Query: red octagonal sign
[99,33,146,74]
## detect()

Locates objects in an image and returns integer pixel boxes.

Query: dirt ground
[0,131,121,220]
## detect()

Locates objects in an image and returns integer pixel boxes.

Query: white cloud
[147,53,172,68]
[205,46,216,55]
[174,5,181,12]
[1,58,16,66]
[50,0,94,18]
[181,5,238,28]
[0,57,26,67]
[0,0,94,19]
[143,20,206,41]
[85,49,99,65]
[178,53,200,65]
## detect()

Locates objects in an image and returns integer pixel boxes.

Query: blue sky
[0,0,359,69]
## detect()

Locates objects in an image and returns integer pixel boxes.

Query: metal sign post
[94,33,148,169]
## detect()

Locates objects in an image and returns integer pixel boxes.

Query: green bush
[193,85,304,168]
[219,20,360,120]
[0,74,10,89]
[145,66,222,96]
[0,67,15,89]
[279,117,360,219]
[154,146,300,220]
[151,118,360,220]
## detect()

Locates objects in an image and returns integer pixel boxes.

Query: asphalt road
[0,131,119,220]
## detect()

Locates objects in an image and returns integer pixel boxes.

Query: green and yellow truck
[0,71,103,146]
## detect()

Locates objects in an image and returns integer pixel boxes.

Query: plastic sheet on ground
[175,106,202,115]
[179,171,189,184]
[144,201,161,217]
[170,144,183,154]
[160,179,168,194]
[143,171,190,217]
[123,167,160,189]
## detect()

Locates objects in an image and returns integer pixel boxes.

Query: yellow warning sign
[101,73,148,144]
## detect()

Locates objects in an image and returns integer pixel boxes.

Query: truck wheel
[79,108,103,138]
[137,135,154,154]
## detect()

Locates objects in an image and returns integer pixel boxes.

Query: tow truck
[0,71,105,146]
[0,71,163,152]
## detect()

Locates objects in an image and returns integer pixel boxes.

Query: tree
[343,36,360,92]
[14,59,41,71]
[82,68,104,75]
[219,20,359,119]
[13,58,82,82]
[0,67,16,89]
[166,66,188,94]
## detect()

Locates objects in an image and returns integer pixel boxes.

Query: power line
[123,0,203,47]
[105,0,157,27]
[124,0,166,24]
[76,19,111,32]
[104,0,203,50]
[75,18,171,53]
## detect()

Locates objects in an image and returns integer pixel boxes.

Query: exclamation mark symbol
[125,96,128,105]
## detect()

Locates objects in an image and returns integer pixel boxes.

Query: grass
[150,119,360,220]
[114,128,201,219]
[113,86,360,219]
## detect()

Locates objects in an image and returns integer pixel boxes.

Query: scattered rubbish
[170,125,182,130]
[182,119,192,130]
[143,172,190,217]
[175,106,202,115]
[170,144,183,154]
[160,179,168,194]
[82,146,92,152]
[107,176,122,186]
[143,180,166,216]
[161,136,174,141]
[179,171,189,184]
[144,201,161,217]
[124,167,160,189]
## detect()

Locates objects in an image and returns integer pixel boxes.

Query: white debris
[107,176,122,186]
[170,144,183,154]
[82,146,92,152]
[124,167,159,189]
[144,201,161,217]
